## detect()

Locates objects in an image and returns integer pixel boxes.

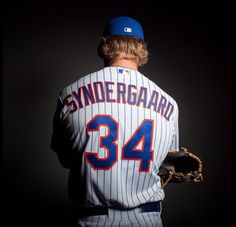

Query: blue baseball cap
[103,16,144,40]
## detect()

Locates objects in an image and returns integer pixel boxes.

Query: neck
[109,58,138,70]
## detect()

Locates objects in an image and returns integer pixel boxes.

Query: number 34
[85,115,154,172]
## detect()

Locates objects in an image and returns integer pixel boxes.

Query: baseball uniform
[51,66,179,226]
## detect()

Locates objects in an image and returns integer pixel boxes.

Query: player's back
[54,66,178,208]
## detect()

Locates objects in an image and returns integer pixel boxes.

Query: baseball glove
[158,147,203,188]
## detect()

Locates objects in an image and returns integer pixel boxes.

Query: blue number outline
[85,114,118,170]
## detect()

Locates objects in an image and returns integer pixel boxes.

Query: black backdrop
[3,0,233,226]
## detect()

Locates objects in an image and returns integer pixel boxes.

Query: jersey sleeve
[50,94,73,168]
[170,102,179,151]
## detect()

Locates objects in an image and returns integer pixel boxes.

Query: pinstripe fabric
[77,208,163,227]
[51,66,179,226]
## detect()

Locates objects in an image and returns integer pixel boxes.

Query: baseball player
[51,16,179,227]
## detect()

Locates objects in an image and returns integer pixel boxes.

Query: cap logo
[124,27,132,33]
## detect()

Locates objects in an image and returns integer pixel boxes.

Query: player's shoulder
[58,68,102,99]
[140,72,178,108]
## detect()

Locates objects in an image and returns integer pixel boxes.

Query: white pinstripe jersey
[51,66,179,209]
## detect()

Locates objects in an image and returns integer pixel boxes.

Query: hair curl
[97,36,149,67]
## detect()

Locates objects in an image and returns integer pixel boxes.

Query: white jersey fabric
[51,66,179,225]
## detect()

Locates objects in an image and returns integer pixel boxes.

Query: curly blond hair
[97,36,149,67]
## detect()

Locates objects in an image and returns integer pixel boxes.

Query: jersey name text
[63,81,174,121]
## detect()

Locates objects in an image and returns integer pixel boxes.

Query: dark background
[3,0,233,226]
